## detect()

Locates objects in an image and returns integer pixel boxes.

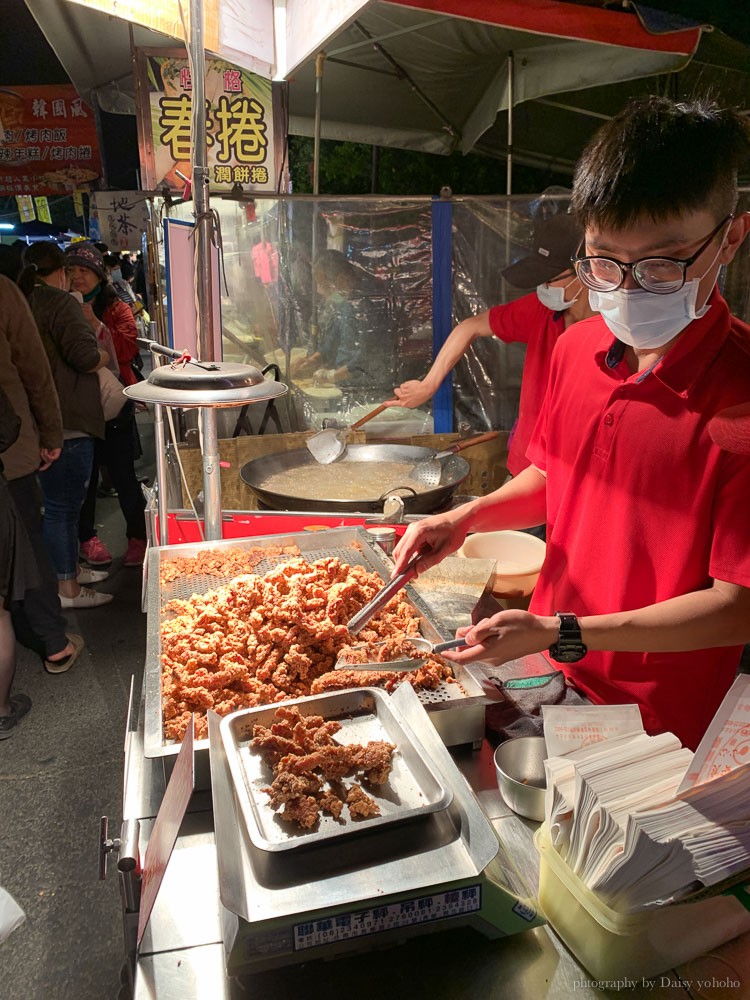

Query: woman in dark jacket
[64,242,147,569]
[18,242,113,611]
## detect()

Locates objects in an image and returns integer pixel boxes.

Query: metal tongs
[335,636,468,672]
[345,551,422,636]
[136,339,219,371]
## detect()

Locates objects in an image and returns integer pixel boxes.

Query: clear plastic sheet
[163,190,750,439]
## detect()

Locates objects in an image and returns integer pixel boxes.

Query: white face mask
[588,235,725,349]
[536,276,579,312]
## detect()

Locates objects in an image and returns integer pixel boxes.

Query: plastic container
[458,529,546,596]
[535,825,750,981]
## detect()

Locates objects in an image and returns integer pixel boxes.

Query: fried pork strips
[160,554,431,741]
[252,705,395,830]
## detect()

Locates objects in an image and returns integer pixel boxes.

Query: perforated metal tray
[143,527,486,760]
[221,688,453,852]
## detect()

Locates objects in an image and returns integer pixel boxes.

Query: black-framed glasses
[572,215,733,295]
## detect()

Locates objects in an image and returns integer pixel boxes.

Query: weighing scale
[207,684,543,976]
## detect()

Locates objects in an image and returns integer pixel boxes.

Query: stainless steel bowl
[494,736,547,822]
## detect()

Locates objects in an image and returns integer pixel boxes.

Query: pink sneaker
[124,537,147,567]
[80,536,113,566]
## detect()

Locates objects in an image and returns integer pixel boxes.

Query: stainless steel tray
[143,527,487,762]
[220,689,453,853]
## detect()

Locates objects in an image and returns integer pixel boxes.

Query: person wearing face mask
[386,211,596,478]
[393,96,750,751]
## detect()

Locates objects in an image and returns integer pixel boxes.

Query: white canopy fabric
[25,0,748,176]
[285,0,703,156]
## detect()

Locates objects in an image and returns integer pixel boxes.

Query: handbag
[97,366,126,422]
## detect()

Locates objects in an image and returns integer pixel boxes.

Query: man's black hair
[572,96,750,229]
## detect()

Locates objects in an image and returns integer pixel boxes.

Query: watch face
[551,644,587,663]
[550,613,586,662]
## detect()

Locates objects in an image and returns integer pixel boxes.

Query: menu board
[0,85,101,194]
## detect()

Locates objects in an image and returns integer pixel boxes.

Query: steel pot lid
[149,361,263,391]
[123,361,288,408]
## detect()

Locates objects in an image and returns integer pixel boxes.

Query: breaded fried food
[346,784,381,819]
[262,770,323,808]
[276,744,356,781]
[280,795,320,829]
[352,740,396,784]
[160,553,444,742]
[251,704,396,831]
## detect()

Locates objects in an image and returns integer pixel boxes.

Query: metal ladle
[411,431,501,487]
[305,402,391,464]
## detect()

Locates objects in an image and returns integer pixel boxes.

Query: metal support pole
[190,0,216,362]
[199,407,222,540]
[313,52,325,196]
[506,51,514,197]
[153,404,169,546]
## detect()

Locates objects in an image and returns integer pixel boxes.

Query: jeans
[8,474,69,659]
[39,437,95,579]
[79,411,146,543]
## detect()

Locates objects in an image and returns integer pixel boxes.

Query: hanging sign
[91,191,150,252]
[73,190,84,217]
[134,49,278,194]
[34,196,51,224]
[15,195,35,222]
[0,85,101,195]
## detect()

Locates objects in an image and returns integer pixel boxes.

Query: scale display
[293,885,483,950]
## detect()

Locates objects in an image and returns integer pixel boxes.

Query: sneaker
[0,694,32,739]
[124,537,147,567]
[80,536,112,566]
[44,633,85,675]
[60,586,114,609]
[77,566,109,585]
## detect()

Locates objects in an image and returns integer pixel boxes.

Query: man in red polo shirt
[386,211,596,477]
[393,96,750,750]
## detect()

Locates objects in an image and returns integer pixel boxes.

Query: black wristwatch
[549,612,587,663]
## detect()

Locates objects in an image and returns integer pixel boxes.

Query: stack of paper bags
[541,675,750,913]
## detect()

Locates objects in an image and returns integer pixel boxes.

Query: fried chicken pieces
[160,555,454,741]
[252,705,395,829]
[159,544,301,585]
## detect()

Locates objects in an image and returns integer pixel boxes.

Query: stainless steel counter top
[129,724,695,999]
[126,651,746,1000]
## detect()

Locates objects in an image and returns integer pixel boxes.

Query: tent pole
[506,51,514,197]
[190,0,214,363]
[313,52,326,196]
[190,0,222,540]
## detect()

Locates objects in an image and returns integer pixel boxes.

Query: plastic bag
[0,883,25,944]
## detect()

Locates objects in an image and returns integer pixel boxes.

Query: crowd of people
[0,239,148,737]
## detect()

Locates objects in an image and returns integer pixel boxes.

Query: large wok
[240,443,473,514]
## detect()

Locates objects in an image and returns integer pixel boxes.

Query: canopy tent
[24,0,750,183]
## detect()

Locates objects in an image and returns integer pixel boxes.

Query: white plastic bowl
[458,529,546,596]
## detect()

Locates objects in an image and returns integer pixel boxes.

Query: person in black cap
[386,210,596,477]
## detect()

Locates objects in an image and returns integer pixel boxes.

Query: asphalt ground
[0,410,154,1000]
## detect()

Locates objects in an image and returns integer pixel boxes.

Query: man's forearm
[422,317,488,392]
[579,581,750,652]
[453,464,547,535]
